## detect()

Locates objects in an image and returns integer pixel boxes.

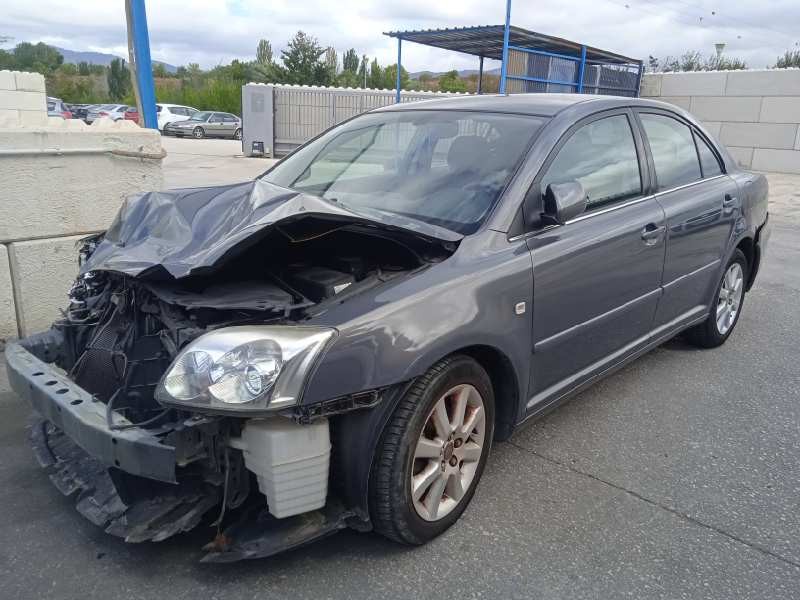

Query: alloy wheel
[411,384,486,522]
[716,262,744,335]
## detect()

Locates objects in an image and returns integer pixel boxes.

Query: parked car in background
[156,103,198,131]
[4,95,769,562]
[47,97,71,119]
[86,104,128,124]
[66,103,91,121]
[124,106,140,125]
[164,110,242,139]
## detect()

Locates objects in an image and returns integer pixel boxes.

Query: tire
[192,126,205,139]
[233,128,242,140]
[686,249,748,348]
[369,355,495,545]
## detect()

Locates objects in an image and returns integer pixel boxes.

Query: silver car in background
[86,104,128,124]
[164,110,242,139]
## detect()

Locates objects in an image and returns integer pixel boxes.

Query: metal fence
[241,83,469,157]
[505,48,641,97]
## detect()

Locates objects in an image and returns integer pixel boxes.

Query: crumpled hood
[81,179,462,279]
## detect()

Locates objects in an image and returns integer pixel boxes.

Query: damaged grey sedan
[5,94,769,561]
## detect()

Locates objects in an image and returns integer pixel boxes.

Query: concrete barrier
[642,69,800,173]
[0,70,165,344]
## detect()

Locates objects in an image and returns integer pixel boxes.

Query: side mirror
[542,181,588,225]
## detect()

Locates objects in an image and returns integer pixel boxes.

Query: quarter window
[695,133,723,178]
[541,115,642,210]
[640,114,702,190]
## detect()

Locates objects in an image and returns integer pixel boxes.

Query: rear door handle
[641,223,666,245]
[723,193,737,207]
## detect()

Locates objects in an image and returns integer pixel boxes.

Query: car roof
[371,93,681,118]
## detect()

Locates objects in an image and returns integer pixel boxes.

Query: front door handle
[641,223,666,245]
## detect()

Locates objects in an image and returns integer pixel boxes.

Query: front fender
[302,231,533,424]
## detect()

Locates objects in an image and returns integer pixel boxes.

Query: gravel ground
[1,172,798,600]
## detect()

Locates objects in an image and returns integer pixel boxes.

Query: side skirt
[518,310,709,428]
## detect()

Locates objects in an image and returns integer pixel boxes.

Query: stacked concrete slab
[0,70,165,345]
[641,69,800,174]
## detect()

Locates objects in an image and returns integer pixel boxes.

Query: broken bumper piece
[29,418,220,542]
[5,334,177,483]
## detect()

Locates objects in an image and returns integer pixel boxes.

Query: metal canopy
[384,25,640,66]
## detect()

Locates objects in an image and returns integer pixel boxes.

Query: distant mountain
[53,46,177,74]
[409,68,502,79]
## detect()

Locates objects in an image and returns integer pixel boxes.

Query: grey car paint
[286,95,768,429]
[36,94,770,438]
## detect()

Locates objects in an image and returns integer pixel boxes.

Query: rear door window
[640,114,702,190]
[541,114,642,210]
[695,133,723,178]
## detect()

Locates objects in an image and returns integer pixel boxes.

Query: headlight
[155,326,335,415]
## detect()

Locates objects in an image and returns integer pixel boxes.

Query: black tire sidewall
[193,127,204,138]
[705,249,748,345]
[386,357,495,543]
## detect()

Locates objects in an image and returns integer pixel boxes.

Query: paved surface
[1,171,798,599]
[161,136,276,188]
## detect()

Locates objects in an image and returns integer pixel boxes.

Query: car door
[205,112,224,136]
[635,110,738,336]
[221,114,238,136]
[525,110,666,409]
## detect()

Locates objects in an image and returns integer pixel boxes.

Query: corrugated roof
[384,25,640,65]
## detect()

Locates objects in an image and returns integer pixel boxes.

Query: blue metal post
[577,45,587,93]
[395,37,402,104]
[499,0,512,94]
[129,0,157,129]
[477,56,484,94]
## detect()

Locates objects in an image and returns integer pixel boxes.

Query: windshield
[190,111,212,121]
[263,110,544,234]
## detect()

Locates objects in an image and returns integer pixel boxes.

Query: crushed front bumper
[5,330,355,559]
[5,331,176,483]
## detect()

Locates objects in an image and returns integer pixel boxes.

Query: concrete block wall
[0,70,48,128]
[641,69,800,174]
[0,74,165,344]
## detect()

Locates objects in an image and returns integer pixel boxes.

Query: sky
[2,0,799,72]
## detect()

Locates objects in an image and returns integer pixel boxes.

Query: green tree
[382,63,409,90]
[651,50,746,72]
[774,50,800,68]
[324,46,338,83]
[107,57,131,100]
[367,58,383,88]
[437,70,467,92]
[11,42,63,75]
[342,48,359,74]
[357,54,368,87]
[336,69,360,88]
[57,63,77,76]
[280,31,325,85]
[77,61,91,75]
[257,39,273,65]
[152,62,168,78]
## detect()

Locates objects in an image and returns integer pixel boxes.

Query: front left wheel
[369,355,495,545]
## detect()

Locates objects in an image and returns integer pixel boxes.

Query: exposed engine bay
[18,196,455,560]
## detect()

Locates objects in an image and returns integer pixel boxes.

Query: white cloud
[3,0,799,71]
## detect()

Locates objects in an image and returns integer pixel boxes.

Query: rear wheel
[192,126,205,139]
[233,128,242,140]
[369,355,494,544]
[686,249,747,348]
